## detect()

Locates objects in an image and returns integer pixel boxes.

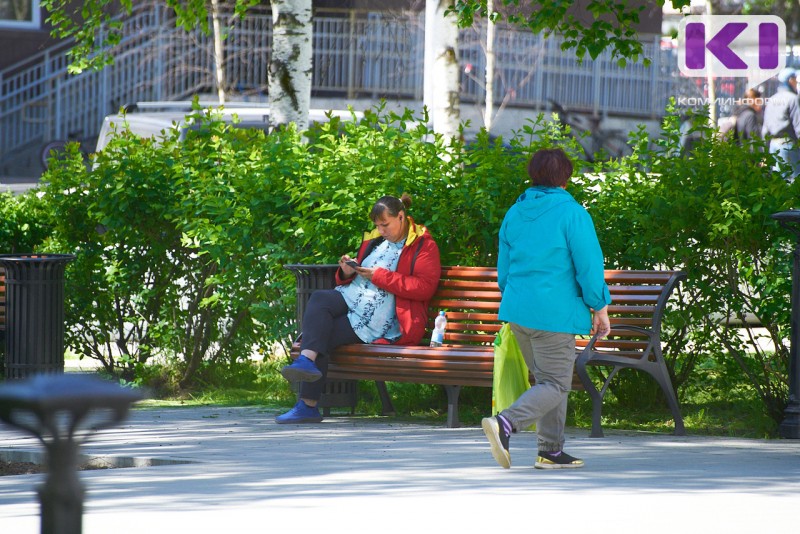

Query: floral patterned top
[336,239,404,342]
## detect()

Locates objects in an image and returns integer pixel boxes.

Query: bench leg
[443,385,461,428]
[650,363,686,436]
[375,381,396,415]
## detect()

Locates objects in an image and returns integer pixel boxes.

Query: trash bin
[284,264,339,327]
[284,264,357,413]
[0,254,75,379]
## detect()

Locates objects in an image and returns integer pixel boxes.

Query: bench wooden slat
[439,279,499,292]
[428,311,498,321]
[606,304,658,315]
[447,322,502,333]
[433,289,503,300]
[334,343,492,357]
[608,294,661,305]
[609,317,652,326]
[328,369,494,388]
[440,267,499,279]
[431,299,502,311]
[445,336,500,346]
[576,339,649,356]
[330,357,494,374]
[610,285,667,295]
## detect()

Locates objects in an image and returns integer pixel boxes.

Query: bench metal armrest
[579,324,658,370]
[582,324,655,352]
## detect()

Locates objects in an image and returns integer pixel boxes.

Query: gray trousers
[500,323,577,453]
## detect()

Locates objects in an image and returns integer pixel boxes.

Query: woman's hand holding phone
[340,256,376,281]
[340,256,359,277]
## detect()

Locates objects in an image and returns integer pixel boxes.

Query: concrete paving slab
[1,405,799,533]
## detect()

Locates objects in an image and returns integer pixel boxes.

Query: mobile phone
[344,259,359,269]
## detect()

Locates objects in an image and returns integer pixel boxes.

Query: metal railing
[0,3,696,163]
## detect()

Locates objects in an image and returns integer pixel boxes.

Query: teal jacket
[497,186,611,335]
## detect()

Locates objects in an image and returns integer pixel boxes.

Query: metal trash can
[284,264,358,414]
[0,254,75,379]
[284,264,339,327]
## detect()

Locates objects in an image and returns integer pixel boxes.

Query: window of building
[0,0,40,29]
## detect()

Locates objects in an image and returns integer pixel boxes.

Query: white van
[95,102,364,152]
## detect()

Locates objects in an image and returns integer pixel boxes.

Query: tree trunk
[210,0,227,104]
[425,0,461,140]
[269,0,312,130]
[484,0,495,131]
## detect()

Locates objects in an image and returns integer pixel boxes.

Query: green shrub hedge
[1,101,798,427]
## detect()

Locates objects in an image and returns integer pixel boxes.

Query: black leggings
[298,289,362,400]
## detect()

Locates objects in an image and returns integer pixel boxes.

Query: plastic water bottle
[430,311,447,347]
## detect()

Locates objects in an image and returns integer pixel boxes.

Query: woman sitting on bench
[276,194,442,424]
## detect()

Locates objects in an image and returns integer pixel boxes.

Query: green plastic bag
[492,323,531,415]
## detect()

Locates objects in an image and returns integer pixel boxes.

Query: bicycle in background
[40,131,95,171]
[548,99,633,162]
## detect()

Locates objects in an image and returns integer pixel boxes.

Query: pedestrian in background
[734,88,763,142]
[762,68,800,181]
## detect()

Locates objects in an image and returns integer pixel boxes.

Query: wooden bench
[287,265,686,437]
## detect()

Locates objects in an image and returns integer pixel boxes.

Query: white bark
[484,0,495,131]
[426,0,461,140]
[211,0,226,104]
[423,1,435,114]
[705,0,717,124]
[269,0,312,130]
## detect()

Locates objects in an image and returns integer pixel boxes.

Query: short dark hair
[370,193,412,222]
[527,148,573,187]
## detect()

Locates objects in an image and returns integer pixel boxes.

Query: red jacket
[335,217,441,345]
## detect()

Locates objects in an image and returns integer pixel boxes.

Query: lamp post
[771,210,800,438]
[0,374,142,534]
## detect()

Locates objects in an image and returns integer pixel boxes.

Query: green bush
[571,103,799,425]
[43,111,304,386]
[23,101,798,432]
[0,189,54,254]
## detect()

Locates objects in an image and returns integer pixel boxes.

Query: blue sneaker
[275,400,323,424]
[281,355,322,383]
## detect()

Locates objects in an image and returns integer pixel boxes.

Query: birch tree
[269,0,312,131]
[41,0,313,129]
[424,0,461,140]
[210,0,227,103]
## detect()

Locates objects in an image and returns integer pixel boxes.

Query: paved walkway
[1,405,799,533]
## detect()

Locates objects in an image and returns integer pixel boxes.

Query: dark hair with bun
[369,193,412,222]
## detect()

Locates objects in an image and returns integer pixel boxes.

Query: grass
[137,366,780,439]
[567,393,777,438]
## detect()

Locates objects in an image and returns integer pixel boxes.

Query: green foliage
[449,0,691,66]
[35,104,579,388]
[41,0,132,73]
[47,0,686,74]
[0,190,54,254]
[570,101,799,426]
[42,108,303,386]
[40,0,256,73]
[5,99,798,434]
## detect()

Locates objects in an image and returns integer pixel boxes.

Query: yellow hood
[363,216,428,247]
